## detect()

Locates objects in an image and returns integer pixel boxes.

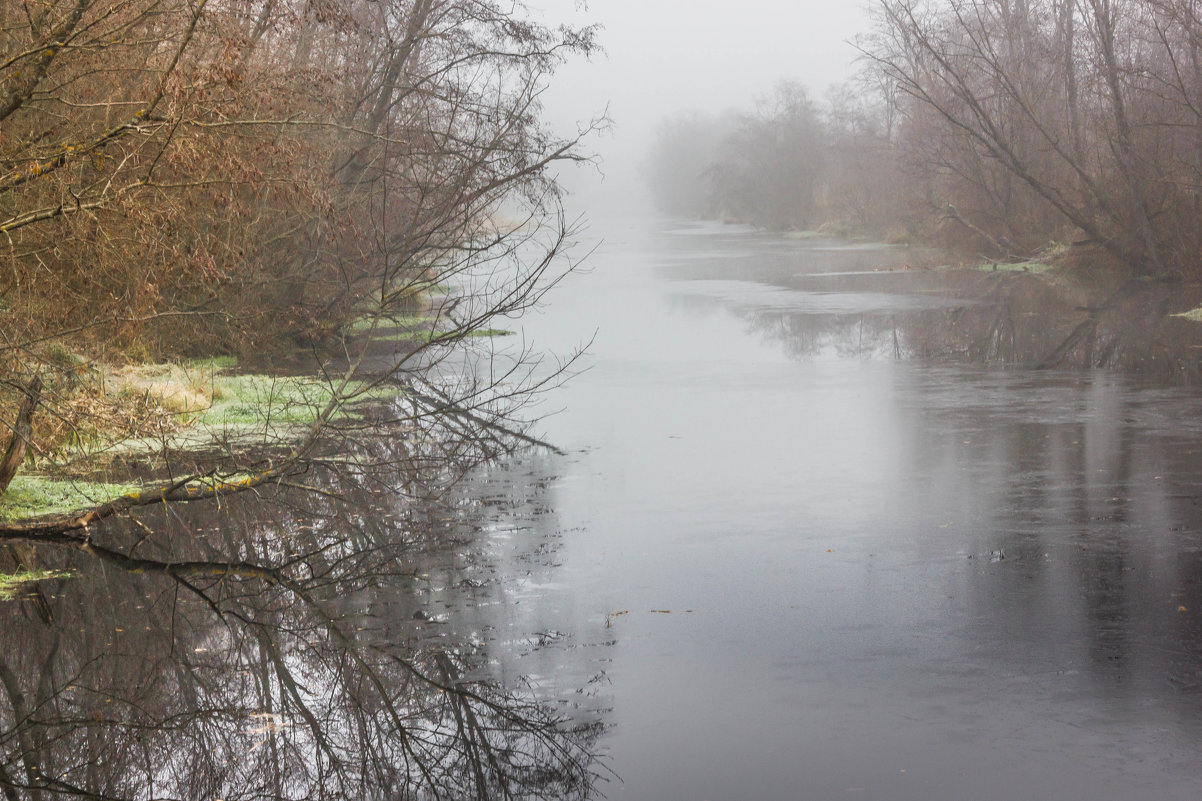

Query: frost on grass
[10,366,396,504]
[0,475,141,519]
[1172,308,1202,323]
[0,568,72,600]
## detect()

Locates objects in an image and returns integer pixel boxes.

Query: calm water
[478,219,1202,800]
[7,219,1202,801]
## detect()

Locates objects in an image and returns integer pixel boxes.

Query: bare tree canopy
[0,453,604,800]
[0,1,606,797]
[646,0,1202,277]
[863,0,1202,273]
[0,0,602,523]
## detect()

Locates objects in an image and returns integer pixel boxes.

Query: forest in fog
[648,0,1202,279]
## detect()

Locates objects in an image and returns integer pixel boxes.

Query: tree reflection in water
[0,443,604,801]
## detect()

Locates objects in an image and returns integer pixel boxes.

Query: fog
[533,1,871,214]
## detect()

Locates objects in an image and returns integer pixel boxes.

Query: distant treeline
[647,0,1202,278]
[645,80,907,238]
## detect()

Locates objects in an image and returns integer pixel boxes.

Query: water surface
[6,219,1202,801]
[500,219,1202,800]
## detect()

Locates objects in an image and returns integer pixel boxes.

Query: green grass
[184,355,238,371]
[415,281,452,295]
[192,374,392,426]
[345,314,438,334]
[100,371,395,457]
[393,328,515,344]
[200,375,341,425]
[0,569,72,600]
[0,364,402,521]
[387,279,453,303]
[0,475,142,519]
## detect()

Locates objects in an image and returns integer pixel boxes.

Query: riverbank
[0,312,464,522]
[900,251,1202,384]
[743,224,1202,384]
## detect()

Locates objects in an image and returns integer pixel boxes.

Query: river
[6,218,1202,801]
[474,218,1202,800]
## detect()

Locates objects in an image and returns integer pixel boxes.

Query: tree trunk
[0,377,43,497]
[1088,0,1166,275]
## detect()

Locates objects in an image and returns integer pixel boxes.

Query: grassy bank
[1,356,397,520]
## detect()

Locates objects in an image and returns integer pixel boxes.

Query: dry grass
[111,363,222,414]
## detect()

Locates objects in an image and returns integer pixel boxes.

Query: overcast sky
[531,1,874,209]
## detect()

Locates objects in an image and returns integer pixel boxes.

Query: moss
[1172,308,1202,322]
[0,467,316,521]
[976,260,1056,274]
[0,475,142,519]
[0,569,72,600]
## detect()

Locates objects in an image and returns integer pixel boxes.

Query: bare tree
[0,456,604,800]
[0,0,601,513]
[0,4,605,795]
[862,0,1202,274]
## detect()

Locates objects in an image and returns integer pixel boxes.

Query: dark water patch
[0,449,609,801]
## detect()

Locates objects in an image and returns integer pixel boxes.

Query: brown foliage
[864,0,1202,275]
[0,0,600,496]
[0,0,597,358]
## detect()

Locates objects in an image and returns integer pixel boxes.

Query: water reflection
[898,369,1202,699]
[649,225,1202,712]
[513,220,1202,800]
[15,220,1202,800]
[0,451,605,801]
[651,223,1202,380]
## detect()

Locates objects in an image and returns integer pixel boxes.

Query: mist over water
[487,218,1202,799]
[9,0,1202,797]
[533,1,870,218]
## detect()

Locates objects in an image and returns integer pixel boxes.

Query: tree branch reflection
[0,451,604,801]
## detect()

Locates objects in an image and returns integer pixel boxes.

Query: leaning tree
[0,1,606,798]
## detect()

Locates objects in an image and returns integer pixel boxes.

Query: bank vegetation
[0,0,599,516]
[648,0,1202,284]
[0,2,604,798]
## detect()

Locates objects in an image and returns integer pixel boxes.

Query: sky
[530,0,874,210]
